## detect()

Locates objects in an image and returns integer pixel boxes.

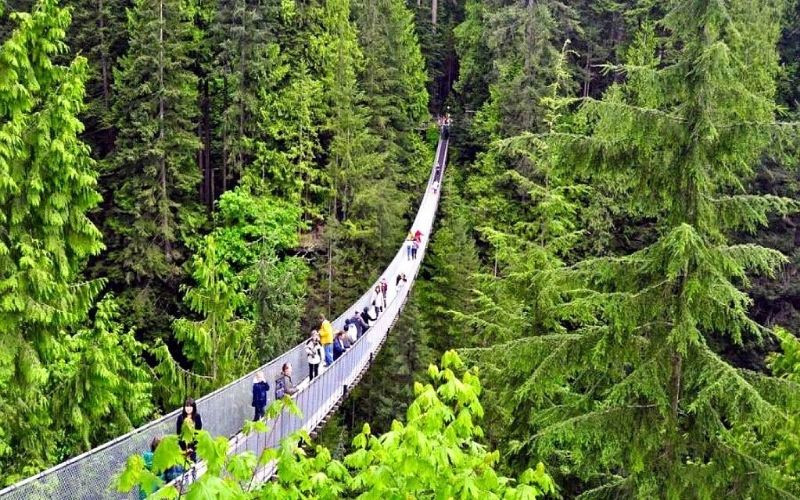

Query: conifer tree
[51,296,153,453]
[67,0,128,158]
[417,180,481,354]
[169,236,253,398]
[211,0,271,190]
[469,3,800,497]
[0,0,105,477]
[354,0,429,180]
[100,0,203,339]
[313,0,405,312]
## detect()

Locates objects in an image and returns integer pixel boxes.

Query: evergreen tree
[311,0,403,313]
[354,0,429,181]
[768,328,800,482]
[99,0,203,340]
[469,3,800,497]
[416,178,481,354]
[169,236,253,398]
[211,0,271,190]
[51,296,153,453]
[0,0,105,478]
[67,0,128,159]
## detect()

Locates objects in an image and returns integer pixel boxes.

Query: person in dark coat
[176,398,202,463]
[350,311,365,338]
[252,371,269,421]
[360,307,372,331]
[333,331,347,361]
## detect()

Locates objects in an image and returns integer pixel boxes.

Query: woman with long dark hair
[176,397,202,463]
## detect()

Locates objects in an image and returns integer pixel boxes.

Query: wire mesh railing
[0,132,449,500]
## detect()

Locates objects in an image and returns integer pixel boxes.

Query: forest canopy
[1,0,799,498]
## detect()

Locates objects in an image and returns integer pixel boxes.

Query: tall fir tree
[0,0,119,480]
[310,0,403,314]
[468,3,800,497]
[211,0,271,191]
[67,0,128,159]
[98,0,203,341]
[354,0,429,183]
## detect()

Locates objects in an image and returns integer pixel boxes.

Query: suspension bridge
[0,131,450,499]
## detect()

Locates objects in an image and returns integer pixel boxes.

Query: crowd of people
[141,229,426,496]
[137,114,449,495]
[138,117,448,493]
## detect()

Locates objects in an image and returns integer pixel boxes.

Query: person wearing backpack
[275,363,298,399]
[306,331,323,380]
[350,311,365,338]
[251,371,269,421]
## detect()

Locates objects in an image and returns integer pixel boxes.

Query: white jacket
[346,324,358,343]
[306,340,322,365]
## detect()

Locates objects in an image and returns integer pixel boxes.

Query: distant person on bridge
[363,304,378,326]
[333,331,347,361]
[305,331,323,380]
[391,273,408,303]
[360,306,374,328]
[318,314,334,366]
[406,232,415,260]
[251,371,270,421]
[177,398,202,465]
[411,239,419,260]
[276,363,298,398]
[372,284,385,313]
[344,317,358,343]
[350,311,366,338]
[380,278,388,306]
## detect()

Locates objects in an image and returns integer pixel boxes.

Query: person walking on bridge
[319,313,334,367]
[306,331,323,380]
[177,398,202,467]
[251,371,270,421]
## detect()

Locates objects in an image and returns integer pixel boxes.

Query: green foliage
[98,0,203,340]
[154,188,308,403]
[0,0,106,480]
[464,1,800,497]
[50,295,153,453]
[172,236,254,389]
[768,328,800,480]
[119,353,556,499]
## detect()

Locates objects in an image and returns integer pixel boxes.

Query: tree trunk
[158,0,171,258]
[431,0,437,26]
[222,76,229,194]
[583,47,591,98]
[203,79,212,208]
[98,0,110,111]
[237,3,246,178]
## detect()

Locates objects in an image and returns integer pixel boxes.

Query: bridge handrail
[0,132,449,500]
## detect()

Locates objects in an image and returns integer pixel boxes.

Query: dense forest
[1,0,800,497]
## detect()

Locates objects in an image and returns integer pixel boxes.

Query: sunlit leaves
[119,352,554,498]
